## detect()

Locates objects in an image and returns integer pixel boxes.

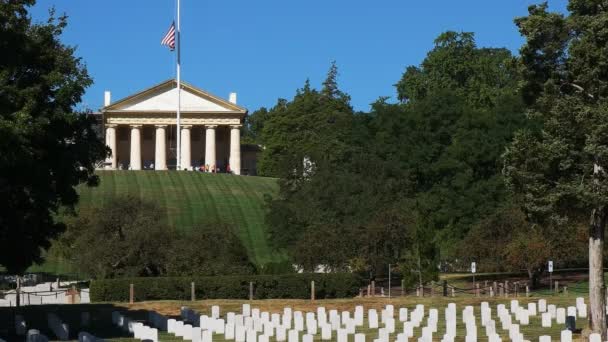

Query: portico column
[205,125,217,169]
[129,124,142,170]
[105,124,117,169]
[180,125,192,170]
[229,125,242,175]
[155,125,167,170]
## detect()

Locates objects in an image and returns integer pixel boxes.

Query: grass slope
[86,171,282,265]
[34,171,283,275]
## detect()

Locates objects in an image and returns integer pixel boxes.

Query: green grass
[31,171,283,275]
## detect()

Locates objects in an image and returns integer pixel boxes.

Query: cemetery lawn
[33,171,283,275]
[0,295,589,341]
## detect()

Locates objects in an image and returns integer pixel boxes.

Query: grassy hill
[30,171,283,275]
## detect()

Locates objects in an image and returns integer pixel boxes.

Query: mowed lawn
[80,171,282,266]
[32,171,283,274]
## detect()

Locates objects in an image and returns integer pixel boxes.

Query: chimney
[229,92,237,104]
[104,91,111,107]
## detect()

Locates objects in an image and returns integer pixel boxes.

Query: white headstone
[541,313,551,328]
[276,327,287,342]
[288,329,299,342]
[337,329,348,342]
[212,305,221,319]
[202,329,213,342]
[548,305,557,318]
[321,325,331,340]
[399,308,408,322]
[556,308,566,324]
[368,310,379,329]
[235,325,246,342]
[247,329,257,342]
[192,327,202,342]
[243,304,251,317]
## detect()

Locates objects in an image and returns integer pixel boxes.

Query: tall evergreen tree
[504,2,608,336]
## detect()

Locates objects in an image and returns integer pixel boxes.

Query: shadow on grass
[0,303,161,341]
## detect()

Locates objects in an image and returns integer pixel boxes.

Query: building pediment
[103,79,246,114]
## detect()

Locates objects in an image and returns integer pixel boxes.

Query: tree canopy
[261,34,527,279]
[58,196,255,279]
[0,1,106,274]
[503,1,608,336]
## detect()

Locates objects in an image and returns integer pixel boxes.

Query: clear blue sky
[29,0,568,113]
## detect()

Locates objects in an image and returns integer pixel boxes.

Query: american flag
[161,22,176,51]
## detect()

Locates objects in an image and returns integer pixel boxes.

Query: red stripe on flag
[161,22,176,51]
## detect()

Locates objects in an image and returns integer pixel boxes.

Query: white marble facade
[102,80,246,174]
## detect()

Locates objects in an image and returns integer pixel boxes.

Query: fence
[358,278,590,298]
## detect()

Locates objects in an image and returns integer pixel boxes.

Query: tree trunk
[527,268,540,289]
[589,206,607,339]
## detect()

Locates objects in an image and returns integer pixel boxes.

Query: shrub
[90,273,362,302]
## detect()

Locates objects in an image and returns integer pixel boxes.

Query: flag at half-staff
[162,0,182,169]
[161,21,176,51]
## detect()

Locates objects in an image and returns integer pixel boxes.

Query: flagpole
[176,0,182,170]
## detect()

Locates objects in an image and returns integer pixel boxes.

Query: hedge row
[90,273,363,302]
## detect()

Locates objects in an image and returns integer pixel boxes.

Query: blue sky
[29,0,568,113]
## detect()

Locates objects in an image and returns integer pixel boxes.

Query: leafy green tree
[265,35,526,279]
[503,2,608,335]
[61,198,256,279]
[0,1,107,275]
[396,31,520,109]
[164,224,256,276]
[504,229,551,288]
[242,107,270,145]
[389,32,527,259]
[258,62,354,178]
[64,197,171,279]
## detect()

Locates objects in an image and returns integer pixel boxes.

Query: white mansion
[101,79,258,175]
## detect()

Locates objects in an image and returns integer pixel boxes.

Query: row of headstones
[175,304,457,342]
[171,302,526,342]
[170,314,367,342]
[111,311,159,342]
[243,299,582,342]
[490,299,586,329]
[122,298,587,342]
[186,303,415,333]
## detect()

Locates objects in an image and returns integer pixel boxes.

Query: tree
[64,197,171,278]
[242,107,270,145]
[504,229,551,288]
[0,1,107,275]
[164,224,256,276]
[61,197,256,278]
[258,63,354,178]
[395,31,520,109]
[504,2,608,336]
[459,203,587,286]
[265,36,525,277]
[392,32,526,258]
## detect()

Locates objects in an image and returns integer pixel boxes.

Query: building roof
[102,79,247,115]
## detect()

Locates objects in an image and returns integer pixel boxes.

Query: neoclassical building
[102,79,256,174]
